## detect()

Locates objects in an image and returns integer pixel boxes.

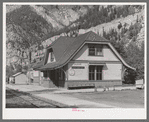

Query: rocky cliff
[6,5,145,72]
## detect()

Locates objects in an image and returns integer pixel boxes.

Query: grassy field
[63,89,144,108]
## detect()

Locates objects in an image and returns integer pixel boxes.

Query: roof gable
[32,36,75,69]
[36,31,110,70]
[33,31,135,71]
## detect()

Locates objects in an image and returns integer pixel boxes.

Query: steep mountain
[6,5,89,66]
[6,5,145,80]
[41,5,144,51]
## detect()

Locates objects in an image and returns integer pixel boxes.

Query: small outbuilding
[12,72,27,84]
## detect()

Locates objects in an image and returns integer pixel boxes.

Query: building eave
[36,31,136,71]
[108,43,136,71]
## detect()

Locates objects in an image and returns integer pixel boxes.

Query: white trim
[68,42,136,71]
[41,41,136,71]
[108,43,136,71]
[144,3,147,111]
[70,60,122,63]
[86,41,109,44]
[4,2,146,5]
[12,72,22,77]
[89,63,106,66]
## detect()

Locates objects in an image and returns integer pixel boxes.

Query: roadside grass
[62,89,144,108]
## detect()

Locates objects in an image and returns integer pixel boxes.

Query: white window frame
[89,44,103,56]
[89,65,103,80]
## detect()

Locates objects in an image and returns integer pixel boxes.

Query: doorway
[55,69,65,87]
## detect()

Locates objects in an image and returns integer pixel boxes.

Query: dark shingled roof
[48,36,76,62]
[33,31,136,71]
[33,31,109,71]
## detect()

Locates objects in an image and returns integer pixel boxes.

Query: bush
[127,22,142,40]
[125,42,144,80]
[123,69,137,84]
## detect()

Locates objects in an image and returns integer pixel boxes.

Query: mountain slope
[6,5,145,81]
[6,5,89,66]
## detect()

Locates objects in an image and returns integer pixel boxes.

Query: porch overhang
[89,62,106,66]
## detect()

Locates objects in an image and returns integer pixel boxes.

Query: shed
[12,72,27,84]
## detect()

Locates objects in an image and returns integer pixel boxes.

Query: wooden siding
[14,74,27,84]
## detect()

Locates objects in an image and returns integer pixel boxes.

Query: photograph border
[2,1,148,120]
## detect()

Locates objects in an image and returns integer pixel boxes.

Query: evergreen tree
[125,42,144,80]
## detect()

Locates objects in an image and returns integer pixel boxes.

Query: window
[96,47,103,56]
[51,52,54,62]
[89,66,103,80]
[89,45,95,56]
[96,66,102,80]
[89,66,95,80]
[89,45,103,56]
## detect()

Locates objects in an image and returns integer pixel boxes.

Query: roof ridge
[54,31,92,68]
[55,36,77,64]
[46,36,63,49]
[46,36,75,49]
[85,31,93,41]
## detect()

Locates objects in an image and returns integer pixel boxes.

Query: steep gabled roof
[33,31,135,71]
[32,36,76,70]
[47,36,76,63]
[35,31,109,71]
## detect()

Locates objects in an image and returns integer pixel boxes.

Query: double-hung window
[89,45,103,56]
[89,66,103,80]
[96,66,102,80]
[89,66,95,80]
[89,45,96,56]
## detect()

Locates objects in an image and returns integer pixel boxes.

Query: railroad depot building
[32,31,135,88]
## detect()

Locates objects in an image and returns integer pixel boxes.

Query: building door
[89,65,103,80]
[57,69,65,87]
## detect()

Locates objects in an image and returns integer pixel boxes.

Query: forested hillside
[6,5,145,83]
[6,5,89,75]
